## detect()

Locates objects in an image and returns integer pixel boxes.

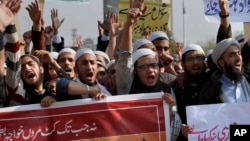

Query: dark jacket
[199,70,250,104]
[216,24,232,44]
[96,35,109,52]
[171,74,208,141]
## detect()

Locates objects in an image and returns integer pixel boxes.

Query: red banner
[0,93,170,141]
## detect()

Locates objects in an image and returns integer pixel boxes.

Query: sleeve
[0,31,6,51]
[216,24,232,44]
[5,24,26,106]
[52,36,64,52]
[56,78,82,101]
[32,27,46,50]
[96,35,109,52]
[116,47,134,95]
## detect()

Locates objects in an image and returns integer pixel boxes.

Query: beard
[224,62,243,82]
[24,72,44,88]
[184,64,206,82]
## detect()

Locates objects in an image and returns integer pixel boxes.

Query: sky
[17,0,244,46]
[171,0,243,45]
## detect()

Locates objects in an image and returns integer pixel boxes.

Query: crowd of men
[1,0,250,140]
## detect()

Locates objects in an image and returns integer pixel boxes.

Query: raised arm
[97,11,111,52]
[116,0,147,95]
[107,13,122,60]
[26,0,46,51]
[4,0,24,106]
[216,0,231,43]
[51,8,65,52]
[34,50,70,79]
[0,0,22,32]
[120,0,147,52]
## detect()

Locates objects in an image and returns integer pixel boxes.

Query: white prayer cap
[105,59,115,70]
[206,49,213,57]
[94,50,110,62]
[75,47,95,61]
[181,44,205,56]
[97,60,105,68]
[50,52,59,60]
[4,63,6,68]
[149,31,169,41]
[212,38,240,66]
[58,48,76,57]
[235,33,245,43]
[132,48,156,65]
[133,38,153,51]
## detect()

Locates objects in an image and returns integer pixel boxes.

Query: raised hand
[127,0,147,25]
[141,30,151,39]
[109,13,122,37]
[72,35,84,48]
[44,25,54,44]
[26,0,43,31]
[23,30,32,53]
[219,0,229,15]
[0,0,22,31]
[98,11,111,36]
[3,0,22,16]
[51,8,64,35]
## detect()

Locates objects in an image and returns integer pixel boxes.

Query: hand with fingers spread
[26,0,43,31]
[98,11,112,36]
[51,8,64,35]
[0,0,22,32]
[109,13,122,38]
[44,25,54,45]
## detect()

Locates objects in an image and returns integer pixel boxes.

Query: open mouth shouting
[85,71,94,82]
[25,72,37,84]
[146,74,157,86]
[63,68,73,76]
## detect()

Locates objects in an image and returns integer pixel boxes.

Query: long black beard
[224,63,243,82]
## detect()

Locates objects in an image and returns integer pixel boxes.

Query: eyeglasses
[185,56,205,63]
[136,63,159,70]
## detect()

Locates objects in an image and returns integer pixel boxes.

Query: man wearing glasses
[170,44,208,141]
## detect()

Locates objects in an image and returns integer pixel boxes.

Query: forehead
[223,45,240,55]
[184,50,204,57]
[21,56,37,65]
[153,39,169,45]
[139,43,155,49]
[77,53,96,62]
[137,55,157,64]
[58,52,75,59]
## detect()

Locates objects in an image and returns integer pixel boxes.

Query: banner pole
[243,22,250,42]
